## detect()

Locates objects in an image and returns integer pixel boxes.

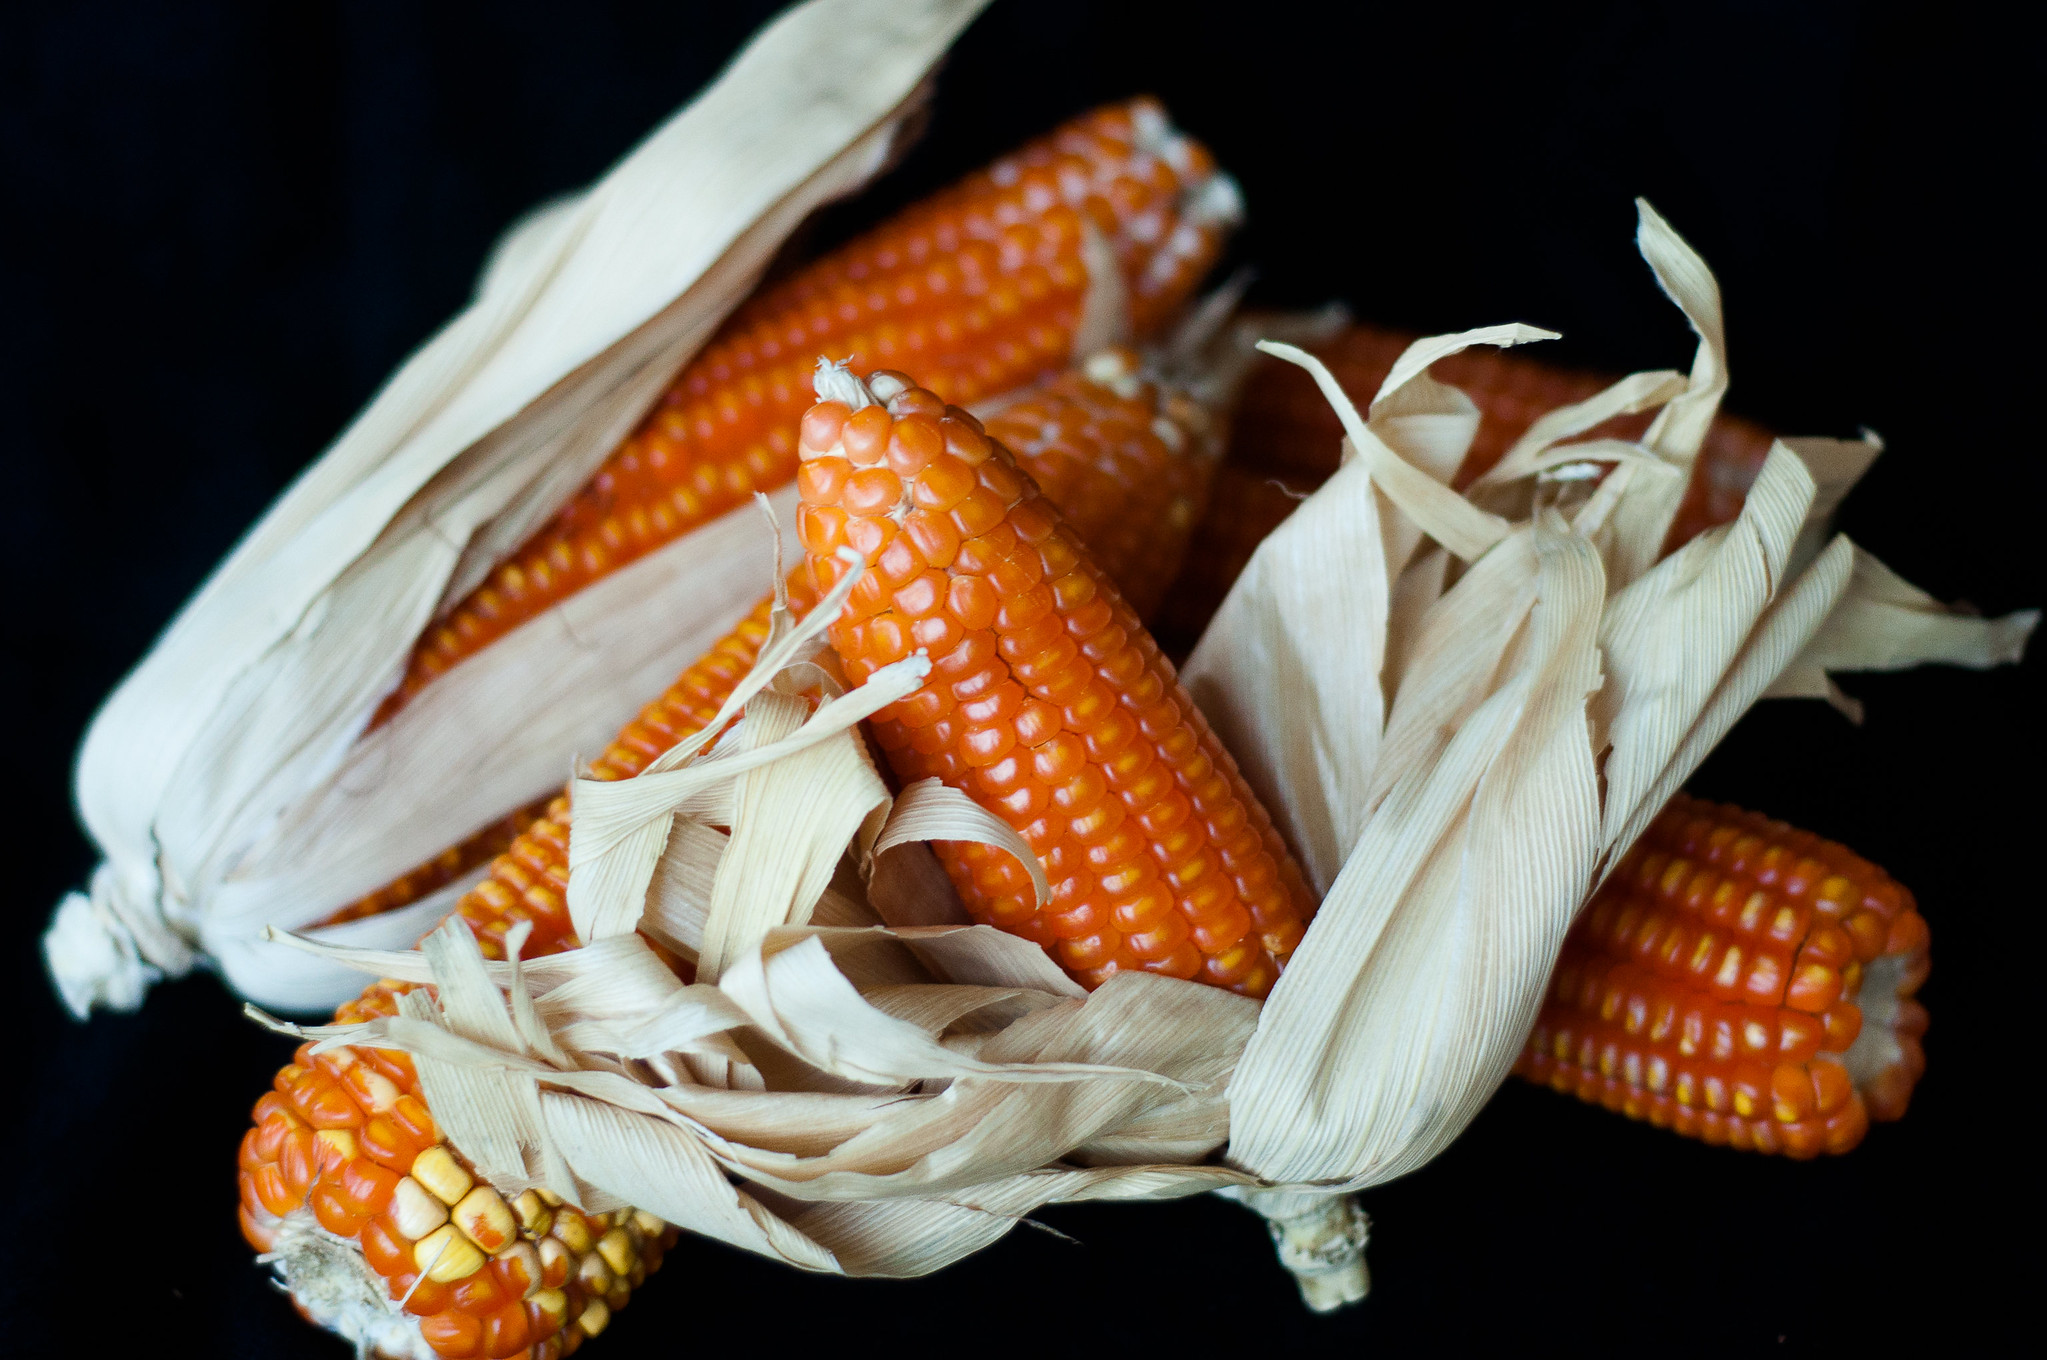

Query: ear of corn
[247,354,1237,1356]
[235,586,804,1359]
[324,96,1239,935]
[1156,324,1779,652]
[244,1002,678,1360]
[379,97,1238,725]
[316,347,1231,932]
[1514,793,1930,1157]
[797,364,1315,994]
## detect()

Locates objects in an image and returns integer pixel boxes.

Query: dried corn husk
[46,0,996,1017]
[256,201,2031,1313]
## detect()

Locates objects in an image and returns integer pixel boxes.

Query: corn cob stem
[1515,794,1931,1156]
[1216,1186,1371,1313]
[798,361,1316,993]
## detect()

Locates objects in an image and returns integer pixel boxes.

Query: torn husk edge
[252,199,2030,1318]
[48,0,995,1018]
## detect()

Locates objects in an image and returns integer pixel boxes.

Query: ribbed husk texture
[46,0,996,1016]
[253,200,2032,1284]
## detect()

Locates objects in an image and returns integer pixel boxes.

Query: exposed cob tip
[1517,794,1930,1157]
[256,1210,439,1360]
[812,355,880,411]
[1127,93,1245,233]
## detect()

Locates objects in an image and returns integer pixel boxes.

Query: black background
[3,2,2040,1355]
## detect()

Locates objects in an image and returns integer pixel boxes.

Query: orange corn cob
[236,589,798,1359]
[325,97,1238,931]
[245,358,1234,1357]
[318,348,1232,932]
[1515,794,1931,1158]
[1154,324,1778,654]
[379,97,1237,724]
[797,364,1316,994]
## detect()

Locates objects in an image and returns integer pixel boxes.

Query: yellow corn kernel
[551,1211,594,1255]
[576,1251,614,1298]
[390,1176,449,1240]
[413,1224,487,1284]
[513,1189,554,1237]
[453,1184,517,1253]
[595,1226,636,1276]
[410,1145,473,1205]
[531,1288,570,1329]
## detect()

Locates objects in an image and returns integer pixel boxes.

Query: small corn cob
[316,349,1231,931]
[378,97,1237,723]
[797,364,1317,994]
[247,358,1235,1356]
[1154,324,1778,654]
[242,1019,676,1359]
[236,589,801,1359]
[1515,794,1931,1157]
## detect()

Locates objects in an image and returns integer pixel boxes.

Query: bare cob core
[798,364,1316,993]
[377,97,1238,725]
[1516,794,1931,1157]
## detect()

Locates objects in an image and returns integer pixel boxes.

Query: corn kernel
[531,1287,570,1328]
[577,1250,615,1297]
[578,1298,611,1338]
[391,1176,450,1240]
[595,1226,636,1276]
[410,1145,473,1205]
[453,1184,518,1253]
[413,1224,487,1283]
[514,1189,554,1238]
[313,1128,358,1173]
[537,1235,572,1289]
[495,1240,542,1298]
[551,1211,594,1255]
[346,1066,402,1114]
